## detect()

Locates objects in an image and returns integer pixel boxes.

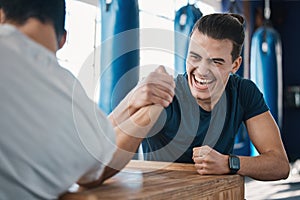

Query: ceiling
[75,0,221,11]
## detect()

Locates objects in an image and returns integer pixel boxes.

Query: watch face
[231,156,240,169]
[229,155,240,173]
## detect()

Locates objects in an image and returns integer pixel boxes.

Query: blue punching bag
[250,26,283,126]
[174,4,202,76]
[250,25,283,155]
[99,0,140,114]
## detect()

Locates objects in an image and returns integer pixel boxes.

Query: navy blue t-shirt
[142,73,269,163]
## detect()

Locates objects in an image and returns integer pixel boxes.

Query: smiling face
[186,30,242,111]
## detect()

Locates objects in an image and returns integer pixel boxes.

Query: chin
[191,89,211,102]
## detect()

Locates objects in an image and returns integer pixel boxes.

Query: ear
[231,56,242,74]
[58,30,67,50]
[0,9,5,24]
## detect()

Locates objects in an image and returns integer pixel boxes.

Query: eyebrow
[190,51,225,64]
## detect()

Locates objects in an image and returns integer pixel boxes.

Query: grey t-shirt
[0,25,116,199]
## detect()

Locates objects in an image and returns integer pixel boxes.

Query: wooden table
[60,160,244,200]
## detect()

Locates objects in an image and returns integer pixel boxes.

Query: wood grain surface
[60,160,244,200]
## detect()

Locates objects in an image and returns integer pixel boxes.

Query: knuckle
[142,85,151,93]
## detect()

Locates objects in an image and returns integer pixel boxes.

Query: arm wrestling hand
[128,65,175,111]
[109,65,175,127]
[192,145,230,175]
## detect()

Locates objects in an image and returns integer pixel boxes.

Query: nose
[195,62,210,76]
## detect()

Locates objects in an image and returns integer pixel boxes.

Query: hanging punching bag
[250,25,283,156]
[99,0,140,114]
[249,0,282,157]
[174,4,202,76]
[250,25,283,127]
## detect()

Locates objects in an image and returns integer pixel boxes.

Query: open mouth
[193,74,214,87]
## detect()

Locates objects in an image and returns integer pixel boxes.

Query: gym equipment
[99,0,140,114]
[250,0,283,156]
[174,3,202,76]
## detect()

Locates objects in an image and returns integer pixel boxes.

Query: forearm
[193,145,289,181]
[99,105,164,184]
[76,126,140,188]
[238,151,290,181]
[95,128,143,183]
[108,90,137,127]
[240,112,290,180]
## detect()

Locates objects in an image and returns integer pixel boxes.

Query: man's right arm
[78,66,175,187]
[78,104,164,188]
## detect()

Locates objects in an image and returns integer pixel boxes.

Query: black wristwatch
[228,154,240,174]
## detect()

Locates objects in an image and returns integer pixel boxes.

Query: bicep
[245,111,283,154]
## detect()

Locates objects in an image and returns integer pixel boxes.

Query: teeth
[194,76,209,85]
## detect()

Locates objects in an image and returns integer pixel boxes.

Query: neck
[197,99,218,112]
[196,88,226,112]
[12,18,58,53]
[197,101,212,112]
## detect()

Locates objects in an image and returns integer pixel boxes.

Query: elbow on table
[271,159,290,181]
[279,161,290,180]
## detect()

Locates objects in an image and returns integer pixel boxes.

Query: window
[57,0,215,102]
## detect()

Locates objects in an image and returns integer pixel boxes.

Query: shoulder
[173,73,198,106]
[175,73,188,87]
[161,73,199,121]
[227,74,263,100]
[174,73,193,97]
[228,74,269,120]
[228,74,258,90]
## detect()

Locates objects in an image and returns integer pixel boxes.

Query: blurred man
[0,0,175,199]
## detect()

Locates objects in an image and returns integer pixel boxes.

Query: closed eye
[189,52,202,61]
[212,58,225,65]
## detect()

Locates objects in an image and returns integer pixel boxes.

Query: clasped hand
[193,145,230,175]
[128,65,175,113]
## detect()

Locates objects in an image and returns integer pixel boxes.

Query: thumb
[155,65,167,74]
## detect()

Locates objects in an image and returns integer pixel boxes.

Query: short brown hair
[191,13,245,62]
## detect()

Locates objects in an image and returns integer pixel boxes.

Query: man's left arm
[237,111,290,180]
[193,111,290,181]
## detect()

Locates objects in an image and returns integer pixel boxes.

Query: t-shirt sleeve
[240,79,269,121]
[76,109,116,184]
[72,79,116,184]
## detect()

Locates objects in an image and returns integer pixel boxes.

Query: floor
[245,160,300,200]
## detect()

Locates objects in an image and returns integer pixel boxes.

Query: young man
[0,0,174,199]
[135,13,290,181]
